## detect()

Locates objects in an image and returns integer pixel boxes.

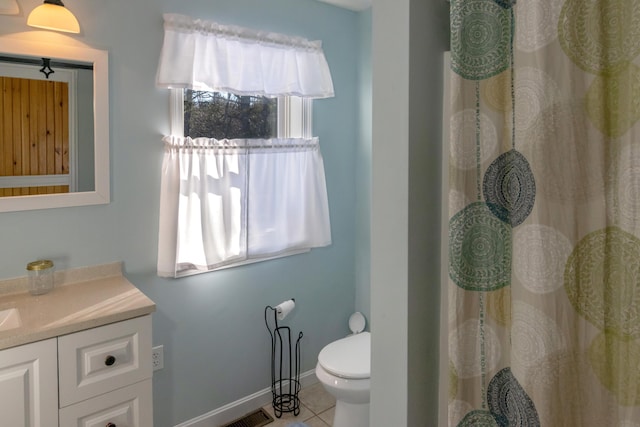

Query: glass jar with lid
[26,260,55,295]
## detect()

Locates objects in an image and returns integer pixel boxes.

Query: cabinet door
[0,338,58,427]
[59,379,153,427]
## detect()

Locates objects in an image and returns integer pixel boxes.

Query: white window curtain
[155,13,334,98]
[157,137,332,278]
[155,14,334,277]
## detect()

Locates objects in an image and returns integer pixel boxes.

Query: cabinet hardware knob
[105,355,116,366]
[106,423,116,427]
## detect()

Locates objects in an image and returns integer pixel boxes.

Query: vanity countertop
[0,262,155,351]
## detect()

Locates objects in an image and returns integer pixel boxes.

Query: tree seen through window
[184,90,277,139]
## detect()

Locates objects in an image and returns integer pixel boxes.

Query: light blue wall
[370,0,449,425]
[0,0,363,425]
[406,0,449,424]
[355,9,372,324]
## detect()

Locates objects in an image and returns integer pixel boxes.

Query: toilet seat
[318,331,370,379]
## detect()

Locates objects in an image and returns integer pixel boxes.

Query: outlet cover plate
[152,345,164,371]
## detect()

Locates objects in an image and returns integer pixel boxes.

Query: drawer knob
[105,355,116,366]
[106,423,116,427]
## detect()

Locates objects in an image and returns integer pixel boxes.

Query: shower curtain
[447,0,640,425]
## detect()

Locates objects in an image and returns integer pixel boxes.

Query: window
[184,90,276,139]
[156,14,334,277]
[161,89,325,279]
[170,89,312,139]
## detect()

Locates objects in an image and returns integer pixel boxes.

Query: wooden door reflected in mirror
[1,75,70,196]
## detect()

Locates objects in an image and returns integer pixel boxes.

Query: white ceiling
[314,0,371,11]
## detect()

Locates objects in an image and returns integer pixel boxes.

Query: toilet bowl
[315,313,370,427]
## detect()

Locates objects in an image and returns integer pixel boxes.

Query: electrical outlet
[152,345,164,371]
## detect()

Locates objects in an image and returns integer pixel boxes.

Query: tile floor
[261,382,336,427]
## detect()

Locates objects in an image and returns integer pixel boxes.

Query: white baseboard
[174,369,318,427]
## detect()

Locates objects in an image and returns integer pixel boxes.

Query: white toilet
[315,312,370,427]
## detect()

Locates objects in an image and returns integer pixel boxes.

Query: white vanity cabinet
[0,263,156,427]
[0,315,153,427]
[0,338,58,427]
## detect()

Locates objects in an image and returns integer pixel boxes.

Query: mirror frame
[0,37,109,212]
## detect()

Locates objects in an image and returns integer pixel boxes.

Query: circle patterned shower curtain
[447,0,640,425]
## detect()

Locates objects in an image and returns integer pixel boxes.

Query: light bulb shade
[0,0,19,15]
[27,2,80,33]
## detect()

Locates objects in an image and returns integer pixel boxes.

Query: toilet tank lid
[318,332,370,379]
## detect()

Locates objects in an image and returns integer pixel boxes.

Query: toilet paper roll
[275,299,295,321]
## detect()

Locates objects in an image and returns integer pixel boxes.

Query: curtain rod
[0,55,93,71]
[165,142,318,150]
[164,14,323,51]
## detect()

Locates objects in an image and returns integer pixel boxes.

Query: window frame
[169,89,312,139]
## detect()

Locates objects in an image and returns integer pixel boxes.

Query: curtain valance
[155,13,335,99]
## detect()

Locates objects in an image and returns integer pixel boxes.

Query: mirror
[0,36,109,212]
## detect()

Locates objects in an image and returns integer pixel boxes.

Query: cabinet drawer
[58,315,152,407]
[59,379,153,427]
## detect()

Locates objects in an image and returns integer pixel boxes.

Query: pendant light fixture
[27,0,80,34]
[0,0,19,15]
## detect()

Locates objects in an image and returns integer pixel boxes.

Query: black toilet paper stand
[265,303,303,418]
